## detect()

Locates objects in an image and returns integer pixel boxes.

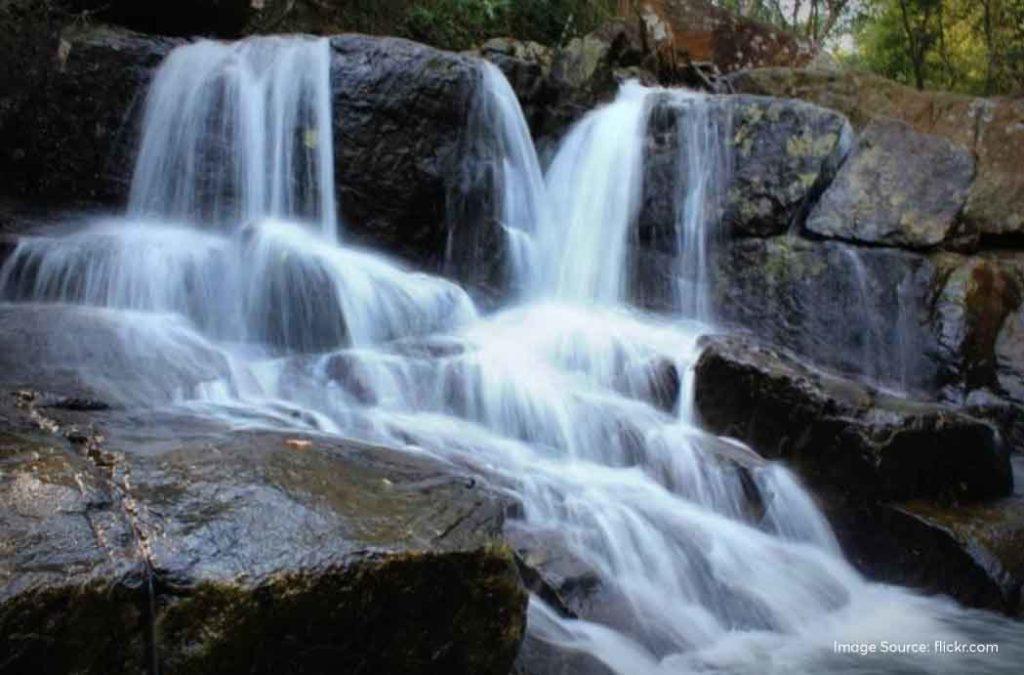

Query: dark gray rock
[694,334,1013,502]
[806,119,975,248]
[0,393,527,674]
[0,25,181,204]
[831,496,1024,617]
[636,96,850,273]
[996,305,1024,405]
[329,35,480,273]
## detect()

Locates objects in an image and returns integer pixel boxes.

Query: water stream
[1,37,1020,674]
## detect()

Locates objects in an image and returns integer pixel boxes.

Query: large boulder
[728,67,1024,239]
[693,334,1013,502]
[328,35,481,271]
[0,392,527,673]
[806,119,976,248]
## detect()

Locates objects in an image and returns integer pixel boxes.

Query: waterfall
[1,38,475,356]
[1,39,1019,675]
[538,82,650,304]
[129,37,338,238]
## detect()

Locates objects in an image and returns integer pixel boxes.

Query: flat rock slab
[0,394,526,674]
[806,119,975,248]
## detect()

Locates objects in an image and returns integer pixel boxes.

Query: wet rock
[996,306,1024,405]
[0,424,146,673]
[728,68,1024,239]
[329,35,480,272]
[835,498,1024,616]
[931,256,1022,393]
[694,335,1013,502]
[711,236,941,394]
[638,95,850,254]
[0,395,528,673]
[806,119,975,248]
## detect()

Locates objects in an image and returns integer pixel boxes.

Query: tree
[851,0,1024,95]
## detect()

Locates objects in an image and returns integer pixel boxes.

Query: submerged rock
[0,303,234,406]
[694,335,1012,502]
[0,396,527,673]
[806,119,975,248]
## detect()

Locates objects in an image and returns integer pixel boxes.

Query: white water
[129,37,338,238]
[1,38,1020,674]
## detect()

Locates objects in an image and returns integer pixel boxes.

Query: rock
[806,119,975,248]
[329,35,481,272]
[724,96,850,236]
[931,256,1022,394]
[728,68,1024,239]
[1,25,181,204]
[997,307,1024,404]
[694,334,1013,502]
[637,95,850,254]
[0,394,527,673]
[0,303,235,406]
[835,498,1024,616]
[0,423,146,673]
[711,236,941,394]
[634,0,815,73]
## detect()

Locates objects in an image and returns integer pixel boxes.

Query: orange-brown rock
[625,0,815,73]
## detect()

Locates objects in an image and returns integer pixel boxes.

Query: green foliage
[401,0,615,51]
[849,0,1024,95]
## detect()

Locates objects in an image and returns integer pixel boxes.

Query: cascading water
[1,39,1020,675]
[1,37,475,358]
[129,37,338,237]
